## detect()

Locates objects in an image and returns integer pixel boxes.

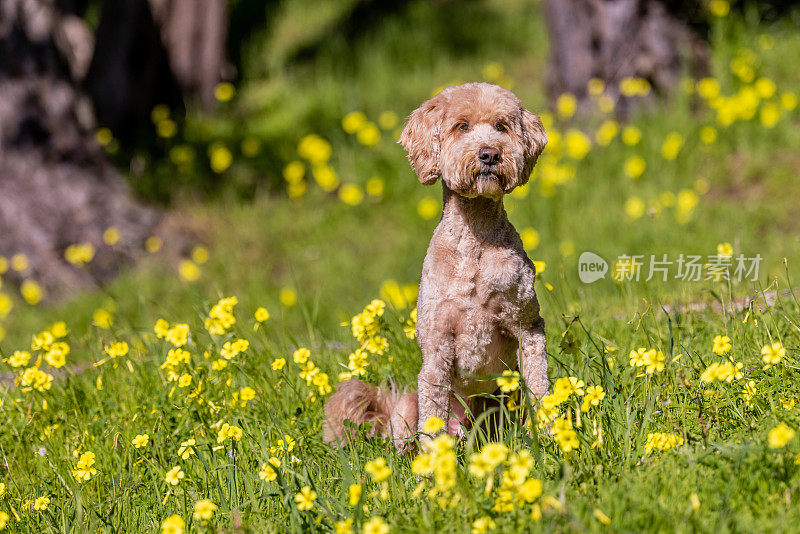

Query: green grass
[2,2,800,532]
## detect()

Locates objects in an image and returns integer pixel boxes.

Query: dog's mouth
[472,171,505,199]
[474,169,506,187]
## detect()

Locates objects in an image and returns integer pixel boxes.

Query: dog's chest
[448,239,535,308]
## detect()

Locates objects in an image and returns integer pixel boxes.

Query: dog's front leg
[417,332,456,439]
[518,317,548,401]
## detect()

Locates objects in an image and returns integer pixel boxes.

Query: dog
[323,82,548,453]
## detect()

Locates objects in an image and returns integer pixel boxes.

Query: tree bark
[544,0,708,116]
[0,0,160,298]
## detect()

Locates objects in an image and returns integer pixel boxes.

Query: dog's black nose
[478,146,500,165]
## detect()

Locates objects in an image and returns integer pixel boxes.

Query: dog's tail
[323,379,418,452]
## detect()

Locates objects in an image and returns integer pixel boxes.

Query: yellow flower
[716,242,733,258]
[11,253,28,271]
[45,341,69,368]
[254,307,270,322]
[241,137,261,157]
[339,183,365,206]
[423,416,445,434]
[348,483,362,506]
[178,260,201,282]
[645,432,683,453]
[9,350,31,368]
[205,297,237,335]
[178,373,192,387]
[417,196,439,220]
[65,242,95,266]
[472,516,496,534]
[624,197,645,220]
[293,348,310,364]
[520,227,540,250]
[294,485,316,511]
[554,376,584,398]
[156,119,177,138]
[259,462,278,481]
[378,111,398,130]
[581,385,605,412]
[593,508,612,525]
[365,457,392,483]
[298,134,332,164]
[619,77,650,97]
[272,358,286,370]
[165,466,184,485]
[363,516,389,534]
[208,142,233,173]
[146,236,163,253]
[761,342,785,365]
[780,92,798,111]
[101,226,120,246]
[214,81,235,102]
[754,77,776,99]
[564,129,591,159]
[16,367,53,392]
[105,341,129,358]
[178,438,196,459]
[643,349,665,374]
[279,287,297,307]
[621,126,642,146]
[342,111,368,134]
[34,496,50,510]
[356,123,381,146]
[72,451,98,482]
[623,156,646,179]
[366,177,385,197]
[21,279,44,305]
[760,103,781,128]
[283,161,305,183]
[191,246,209,264]
[712,335,732,355]
[556,93,577,119]
[217,423,243,443]
[95,127,113,146]
[132,434,149,448]
[768,423,795,449]
[193,499,217,521]
[661,132,684,160]
[221,338,249,359]
[335,518,354,534]
[709,0,729,16]
[497,369,520,393]
[700,126,717,144]
[595,119,618,146]
[161,514,185,534]
[312,165,340,191]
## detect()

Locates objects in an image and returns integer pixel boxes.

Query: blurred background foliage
[121,0,551,202]
[2,0,800,346]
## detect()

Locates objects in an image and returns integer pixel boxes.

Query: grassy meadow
[2,1,800,532]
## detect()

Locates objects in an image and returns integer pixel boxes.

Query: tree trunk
[543,0,708,116]
[0,0,160,298]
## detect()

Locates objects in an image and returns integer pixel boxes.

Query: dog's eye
[458,123,470,132]
[496,122,506,132]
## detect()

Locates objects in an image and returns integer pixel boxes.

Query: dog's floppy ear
[520,107,548,177]
[399,97,443,185]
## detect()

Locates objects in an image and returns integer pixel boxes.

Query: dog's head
[399,83,547,200]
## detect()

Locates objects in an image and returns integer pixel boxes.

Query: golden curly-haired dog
[324,83,548,453]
